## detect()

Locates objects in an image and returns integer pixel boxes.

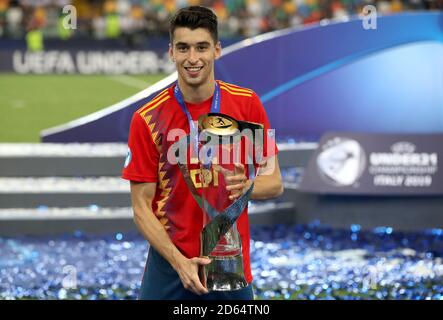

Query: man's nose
[187,48,199,64]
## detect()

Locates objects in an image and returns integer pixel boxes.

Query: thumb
[214,164,233,177]
[234,163,245,175]
[196,256,212,265]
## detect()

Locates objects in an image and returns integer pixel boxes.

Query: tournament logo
[316,137,366,186]
[200,114,239,136]
[124,147,132,168]
[209,116,233,129]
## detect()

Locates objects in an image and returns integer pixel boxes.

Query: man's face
[169,27,221,88]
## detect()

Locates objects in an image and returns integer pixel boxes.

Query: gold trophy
[175,113,263,291]
[179,113,263,291]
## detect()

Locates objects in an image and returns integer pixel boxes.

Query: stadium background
[1,0,443,300]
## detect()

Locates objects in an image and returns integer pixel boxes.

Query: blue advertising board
[41,12,443,143]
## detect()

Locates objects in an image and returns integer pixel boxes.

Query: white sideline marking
[0,202,294,220]
[108,75,150,89]
[0,143,127,157]
[11,100,26,109]
[0,177,129,193]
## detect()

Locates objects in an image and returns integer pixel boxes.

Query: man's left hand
[216,163,250,200]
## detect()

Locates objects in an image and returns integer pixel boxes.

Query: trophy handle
[199,232,208,288]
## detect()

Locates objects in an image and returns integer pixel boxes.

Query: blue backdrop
[41,12,443,142]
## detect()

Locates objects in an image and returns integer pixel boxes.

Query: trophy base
[204,254,248,291]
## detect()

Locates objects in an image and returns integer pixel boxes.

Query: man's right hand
[174,256,211,295]
[130,181,212,296]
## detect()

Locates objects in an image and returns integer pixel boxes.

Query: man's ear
[215,41,222,60]
[169,43,175,62]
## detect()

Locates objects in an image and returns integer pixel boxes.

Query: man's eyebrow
[174,41,211,46]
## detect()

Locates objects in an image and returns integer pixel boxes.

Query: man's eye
[197,46,208,51]
[178,47,188,52]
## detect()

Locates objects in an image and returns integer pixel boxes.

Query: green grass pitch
[0,73,167,142]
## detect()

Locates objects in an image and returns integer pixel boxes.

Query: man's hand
[174,255,211,295]
[215,156,283,201]
[216,163,249,200]
[131,181,212,295]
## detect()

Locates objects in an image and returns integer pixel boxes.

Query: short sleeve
[121,112,159,182]
[250,92,278,162]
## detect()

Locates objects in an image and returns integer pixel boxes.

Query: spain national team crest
[124,147,132,168]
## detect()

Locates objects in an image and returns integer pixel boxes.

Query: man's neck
[178,78,215,104]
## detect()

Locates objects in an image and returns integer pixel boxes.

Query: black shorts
[139,246,254,300]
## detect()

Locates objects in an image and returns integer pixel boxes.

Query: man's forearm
[248,155,284,200]
[133,203,185,271]
[249,174,284,200]
[130,181,210,295]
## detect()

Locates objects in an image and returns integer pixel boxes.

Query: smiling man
[122,6,283,300]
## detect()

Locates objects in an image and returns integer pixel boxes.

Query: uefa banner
[299,133,443,195]
[0,50,174,74]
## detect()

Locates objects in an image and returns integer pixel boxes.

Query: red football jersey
[122,80,278,283]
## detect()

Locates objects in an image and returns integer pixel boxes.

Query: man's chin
[183,77,204,87]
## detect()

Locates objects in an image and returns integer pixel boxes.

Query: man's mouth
[184,66,203,75]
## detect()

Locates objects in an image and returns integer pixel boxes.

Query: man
[122,6,283,300]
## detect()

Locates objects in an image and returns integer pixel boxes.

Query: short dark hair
[169,6,218,44]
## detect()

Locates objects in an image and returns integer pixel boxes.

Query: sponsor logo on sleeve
[124,147,132,168]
